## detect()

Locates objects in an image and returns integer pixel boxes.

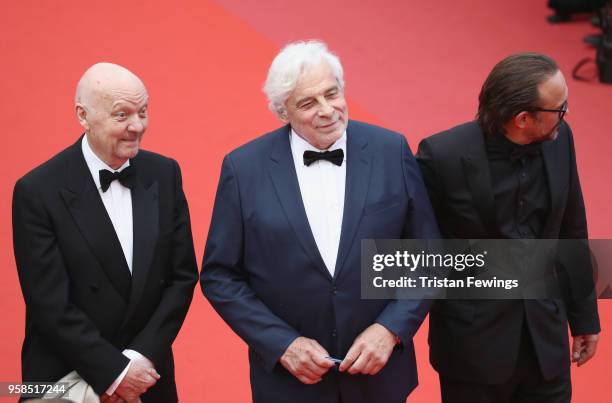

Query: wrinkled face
[283,61,348,150]
[79,82,148,169]
[528,70,568,142]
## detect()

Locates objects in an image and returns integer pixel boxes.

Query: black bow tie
[303,149,344,167]
[99,166,134,192]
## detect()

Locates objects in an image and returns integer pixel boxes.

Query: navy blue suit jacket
[201,120,439,403]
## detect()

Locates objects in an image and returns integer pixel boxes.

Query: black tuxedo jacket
[12,136,198,402]
[416,121,600,384]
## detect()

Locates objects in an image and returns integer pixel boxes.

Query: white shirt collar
[290,128,347,166]
[81,135,130,190]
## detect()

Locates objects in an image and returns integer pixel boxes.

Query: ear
[277,108,289,123]
[512,111,531,130]
[75,104,89,131]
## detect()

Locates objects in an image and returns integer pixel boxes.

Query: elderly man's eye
[115,111,127,120]
[299,102,313,110]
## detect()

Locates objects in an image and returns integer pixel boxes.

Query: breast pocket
[363,195,402,216]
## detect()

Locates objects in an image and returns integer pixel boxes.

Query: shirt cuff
[105,360,131,396]
[104,349,153,396]
[123,349,154,367]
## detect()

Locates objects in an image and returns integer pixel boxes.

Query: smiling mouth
[319,121,338,129]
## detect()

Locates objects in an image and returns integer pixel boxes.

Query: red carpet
[0,1,610,401]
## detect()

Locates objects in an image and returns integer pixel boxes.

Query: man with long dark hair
[417,53,600,403]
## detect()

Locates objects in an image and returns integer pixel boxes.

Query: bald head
[75,62,147,107]
[75,63,149,169]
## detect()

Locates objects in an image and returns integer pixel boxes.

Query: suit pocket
[363,195,402,216]
[541,299,562,315]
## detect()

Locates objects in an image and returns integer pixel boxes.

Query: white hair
[263,40,345,117]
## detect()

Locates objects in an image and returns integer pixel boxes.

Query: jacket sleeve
[558,124,600,336]
[12,177,129,394]
[200,155,300,373]
[375,136,441,345]
[415,137,444,220]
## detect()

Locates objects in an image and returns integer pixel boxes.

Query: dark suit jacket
[416,121,600,384]
[12,137,199,402]
[201,120,440,403]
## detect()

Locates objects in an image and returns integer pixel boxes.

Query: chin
[330,124,346,137]
[321,132,342,147]
[121,147,140,160]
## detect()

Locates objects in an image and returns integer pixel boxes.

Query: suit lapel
[268,126,331,280]
[60,139,132,301]
[541,136,565,237]
[123,161,159,324]
[461,131,499,237]
[334,124,371,280]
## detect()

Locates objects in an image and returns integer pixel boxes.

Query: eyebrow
[111,100,149,110]
[295,86,339,106]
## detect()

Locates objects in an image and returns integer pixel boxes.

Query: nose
[317,98,334,117]
[127,116,145,133]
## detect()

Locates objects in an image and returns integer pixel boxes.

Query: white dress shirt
[81,136,152,396]
[82,135,133,273]
[290,129,347,276]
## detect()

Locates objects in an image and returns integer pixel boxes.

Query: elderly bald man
[12,63,198,402]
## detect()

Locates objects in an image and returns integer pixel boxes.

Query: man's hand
[280,336,335,384]
[114,361,160,402]
[339,323,397,375]
[100,393,126,402]
[572,333,599,367]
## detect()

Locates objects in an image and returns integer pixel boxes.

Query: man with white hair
[12,63,199,402]
[201,40,439,403]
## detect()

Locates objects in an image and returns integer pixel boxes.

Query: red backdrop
[1,1,610,401]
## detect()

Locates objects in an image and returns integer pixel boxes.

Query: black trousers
[440,324,571,403]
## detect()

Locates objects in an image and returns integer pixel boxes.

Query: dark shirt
[485,133,550,239]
